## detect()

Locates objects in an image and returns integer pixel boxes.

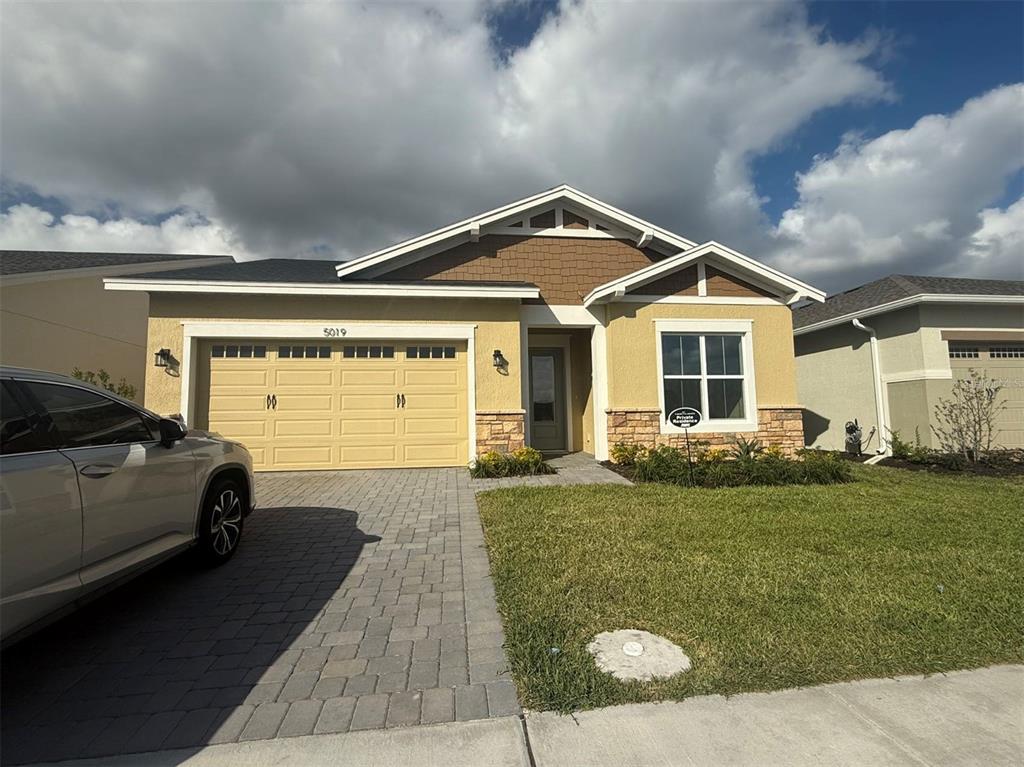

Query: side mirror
[158,417,187,446]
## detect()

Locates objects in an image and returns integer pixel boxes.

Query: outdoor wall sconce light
[154,348,172,368]
[493,349,508,368]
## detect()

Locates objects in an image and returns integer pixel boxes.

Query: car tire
[197,478,245,566]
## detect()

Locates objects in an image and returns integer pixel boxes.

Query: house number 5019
[322,327,347,337]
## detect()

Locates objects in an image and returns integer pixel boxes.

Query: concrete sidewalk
[28,665,1022,766]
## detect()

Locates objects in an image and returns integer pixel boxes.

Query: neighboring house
[0,251,231,399]
[107,185,824,471]
[793,275,1024,452]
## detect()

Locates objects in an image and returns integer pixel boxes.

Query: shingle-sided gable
[377,234,666,304]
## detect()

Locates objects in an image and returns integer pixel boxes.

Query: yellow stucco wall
[143,293,522,417]
[1,276,149,400]
[605,302,800,410]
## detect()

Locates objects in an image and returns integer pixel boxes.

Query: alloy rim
[210,489,242,555]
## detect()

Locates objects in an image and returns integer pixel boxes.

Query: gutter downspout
[851,318,890,455]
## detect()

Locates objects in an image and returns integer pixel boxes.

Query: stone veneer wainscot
[476,410,527,454]
[606,407,804,457]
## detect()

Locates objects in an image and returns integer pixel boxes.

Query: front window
[660,332,748,424]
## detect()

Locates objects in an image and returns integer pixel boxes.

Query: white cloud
[771,84,1024,287]
[0,0,887,266]
[0,204,251,257]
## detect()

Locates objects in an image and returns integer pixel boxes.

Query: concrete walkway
[31,665,1022,766]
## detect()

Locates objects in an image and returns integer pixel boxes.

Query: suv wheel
[197,478,244,566]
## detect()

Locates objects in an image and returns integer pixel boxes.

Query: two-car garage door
[195,340,469,470]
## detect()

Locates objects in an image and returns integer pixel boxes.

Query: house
[1,250,231,399]
[107,186,824,471]
[793,274,1024,452]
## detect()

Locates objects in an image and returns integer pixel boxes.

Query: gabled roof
[793,274,1024,333]
[583,241,826,307]
[335,185,700,278]
[0,249,231,284]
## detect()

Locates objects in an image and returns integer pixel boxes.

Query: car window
[0,383,52,455]
[22,382,154,449]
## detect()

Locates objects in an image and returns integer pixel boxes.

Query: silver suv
[0,366,255,643]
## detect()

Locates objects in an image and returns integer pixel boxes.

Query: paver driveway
[1,469,518,765]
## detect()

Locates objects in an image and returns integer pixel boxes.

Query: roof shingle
[0,250,229,277]
[793,274,1024,329]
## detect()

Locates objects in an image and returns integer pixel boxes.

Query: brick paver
[0,468,526,764]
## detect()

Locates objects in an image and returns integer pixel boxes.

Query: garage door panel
[340,418,399,436]
[341,394,398,411]
[208,368,270,387]
[274,368,334,387]
[208,419,267,438]
[404,442,465,464]
[275,394,334,413]
[271,445,335,468]
[274,420,334,438]
[209,394,268,412]
[404,417,460,436]
[403,368,461,387]
[339,445,398,465]
[406,393,461,411]
[342,369,399,387]
[951,346,1023,450]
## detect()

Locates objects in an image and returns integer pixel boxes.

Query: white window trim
[653,319,758,434]
[179,321,478,460]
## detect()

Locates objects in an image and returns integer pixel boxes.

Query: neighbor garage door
[196,340,469,470]
[948,341,1024,449]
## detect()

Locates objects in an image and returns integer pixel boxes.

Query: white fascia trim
[583,241,825,307]
[178,320,479,460]
[520,304,604,327]
[653,318,758,434]
[882,369,954,384]
[2,257,233,286]
[794,294,1024,335]
[619,295,783,306]
[334,184,699,277]
[105,278,539,300]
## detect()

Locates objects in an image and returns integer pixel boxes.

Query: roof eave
[103,277,540,300]
[1,256,234,286]
[793,293,1024,335]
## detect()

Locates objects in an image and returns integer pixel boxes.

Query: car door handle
[79,463,116,479]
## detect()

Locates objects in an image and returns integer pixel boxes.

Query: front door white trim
[179,321,479,461]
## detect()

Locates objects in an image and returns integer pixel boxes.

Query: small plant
[762,444,786,460]
[730,436,764,461]
[610,442,648,466]
[886,428,931,463]
[71,368,137,401]
[931,370,1006,462]
[470,447,555,478]
[700,447,730,464]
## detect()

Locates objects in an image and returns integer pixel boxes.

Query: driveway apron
[0,469,518,765]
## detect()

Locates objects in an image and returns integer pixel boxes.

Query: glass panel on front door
[532,355,556,422]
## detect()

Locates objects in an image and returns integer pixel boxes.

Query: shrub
[633,445,852,488]
[730,436,764,460]
[610,442,648,466]
[470,448,556,478]
[887,428,931,463]
[931,369,1007,462]
[72,367,137,401]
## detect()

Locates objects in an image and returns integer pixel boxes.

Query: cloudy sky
[1,0,1021,293]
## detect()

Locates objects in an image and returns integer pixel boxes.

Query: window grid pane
[660,332,747,424]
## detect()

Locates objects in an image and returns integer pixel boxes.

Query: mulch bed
[603,451,1024,480]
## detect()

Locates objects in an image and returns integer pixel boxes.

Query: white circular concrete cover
[587,629,692,682]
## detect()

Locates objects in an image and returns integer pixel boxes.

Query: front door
[529,348,566,453]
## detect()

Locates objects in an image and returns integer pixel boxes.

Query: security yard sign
[667,407,702,429]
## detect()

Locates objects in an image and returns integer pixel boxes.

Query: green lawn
[476,465,1024,712]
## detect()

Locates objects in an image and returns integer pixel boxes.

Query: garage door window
[212,345,267,358]
[279,345,331,359]
[948,345,979,359]
[990,347,1024,358]
[343,345,395,359]
[407,346,456,359]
